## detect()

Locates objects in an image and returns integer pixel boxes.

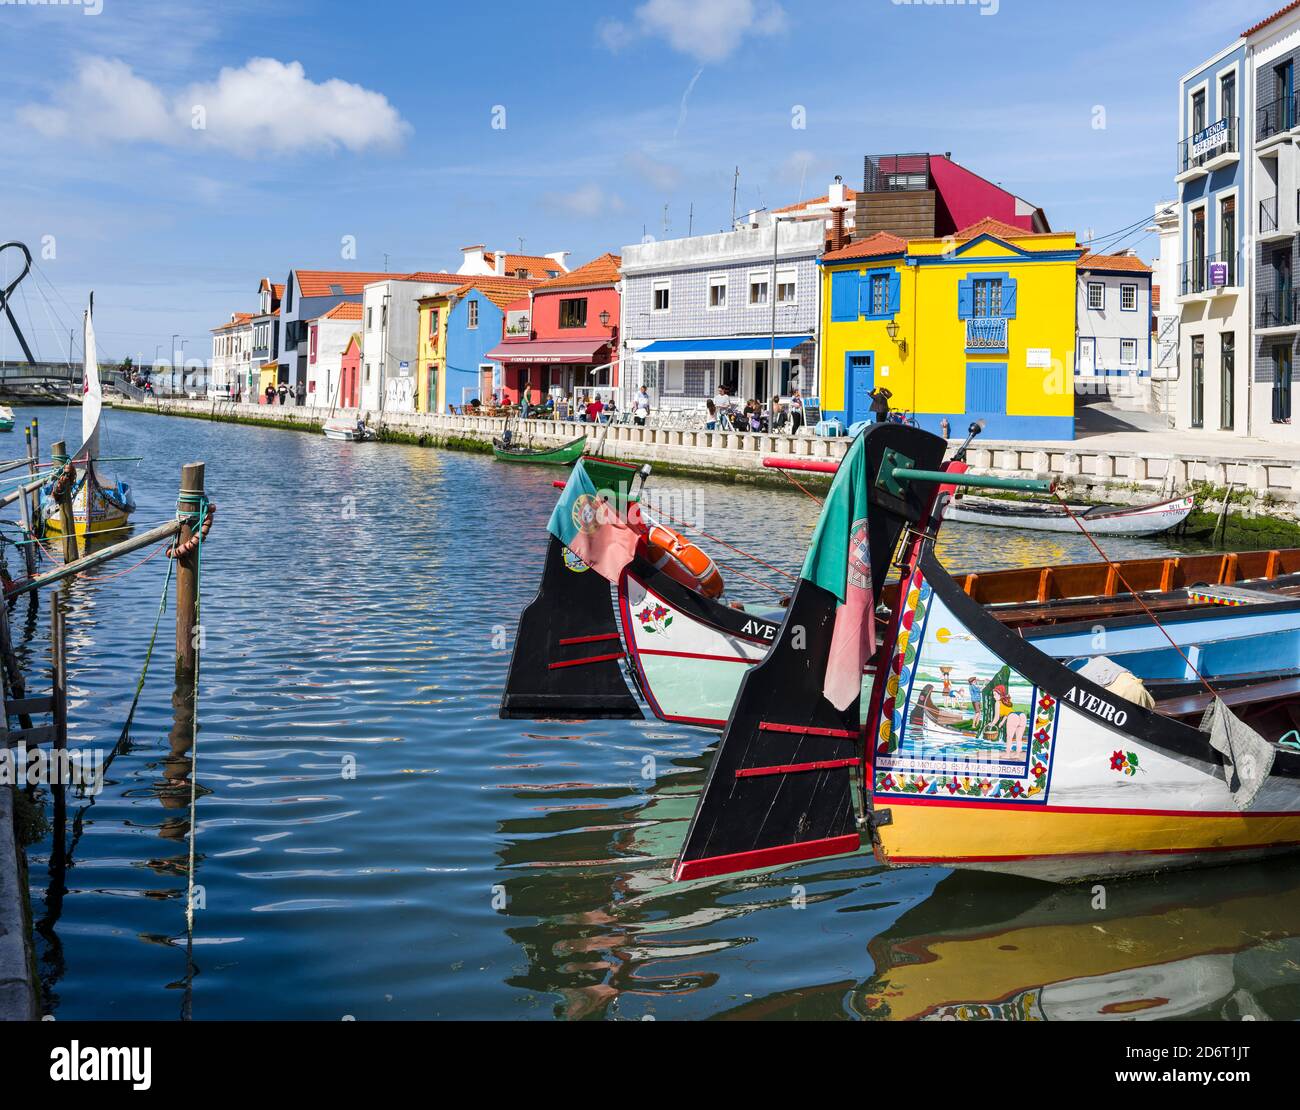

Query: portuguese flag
[801,434,875,711]
[547,459,640,583]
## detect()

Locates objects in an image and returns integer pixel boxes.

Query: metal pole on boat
[50,440,78,563]
[30,417,38,477]
[175,462,204,676]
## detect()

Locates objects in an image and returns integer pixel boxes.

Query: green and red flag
[547,459,640,583]
[800,434,875,711]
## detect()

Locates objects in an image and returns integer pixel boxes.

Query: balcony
[1258,93,1299,145]
[1259,289,1300,332]
[1176,117,1239,180]
[965,316,1008,354]
[1259,195,1293,242]
[1180,251,1239,298]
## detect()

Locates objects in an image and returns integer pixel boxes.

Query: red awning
[485,338,608,365]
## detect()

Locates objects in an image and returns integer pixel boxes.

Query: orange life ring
[644,524,725,598]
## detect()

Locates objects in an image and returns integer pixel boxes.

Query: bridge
[0,361,81,399]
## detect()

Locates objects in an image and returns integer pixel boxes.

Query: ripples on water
[18,406,1300,1021]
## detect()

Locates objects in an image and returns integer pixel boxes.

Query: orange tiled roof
[294,270,396,297]
[534,253,621,291]
[773,188,858,214]
[1245,2,1299,36]
[211,312,254,332]
[952,216,1049,241]
[1077,252,1152,274]
[453,276,541,310]
[400,271,471,284]
[483,252,567,280]
[317,302,364,321]
[821,231,907,262]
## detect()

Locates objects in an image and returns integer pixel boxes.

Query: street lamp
[886,319,907,357]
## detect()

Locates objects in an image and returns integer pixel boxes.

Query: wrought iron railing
[863,153,931,193]
[1259,290,1299,329]
[1258,93,1298,140]
[1177,116,1238,174]
[1261,195,1280,234]
[965,316,1008,353]
[1180,251,1237,295]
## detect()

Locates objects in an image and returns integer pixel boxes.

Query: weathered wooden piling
[50,591,66,754]
[50,440,78,563]
[175,462,204,675]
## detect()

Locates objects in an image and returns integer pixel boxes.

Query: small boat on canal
[492,430,586,466]
[504,422,1300,884]
[946,492,1195,536]
[322,414,374,441]
[0,405,13,432]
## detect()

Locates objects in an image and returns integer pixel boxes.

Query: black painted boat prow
[499,535,643,719]
[674,423,949,881]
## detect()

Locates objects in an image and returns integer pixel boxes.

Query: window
[366,307,373,329]
[1221,332,1235,430]
[749,272,769,306]
[973,277,1003,318]
[653,281,670,312]
[708,275,727,309]
[776,268,797,305]
[869,273,889,315]
[559,298,588,328]
[719,360,740,393]
[1221,71,1236,122]
[1120,338,1137,364]
[1274,344,1292,423]
[467,300,479,329]
[1087,282,1104,310]
[1120,284,1137,311]
[365,362,372,382]
[429,310,440,348]
[666,363,685,393]
[1191,335,1204,428]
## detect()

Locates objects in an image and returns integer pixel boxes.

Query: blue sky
[0,0,1264,366]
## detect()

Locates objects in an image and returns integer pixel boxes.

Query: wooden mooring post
[50,591,66,754]
[49,440,78,563]
[175,462,204,675]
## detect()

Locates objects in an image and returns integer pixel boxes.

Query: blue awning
[638,336,811,361]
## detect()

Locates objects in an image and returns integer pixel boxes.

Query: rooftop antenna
[730,166,740,229]
[662,203,670,238]
[518,236,526,253]
[688,202,694,237]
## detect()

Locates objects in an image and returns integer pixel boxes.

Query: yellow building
[416,292,451,413]
[819,217,1082,439]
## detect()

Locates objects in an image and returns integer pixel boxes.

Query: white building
[457,245,569,280]
[1147,201,1180,423]
[305,301,363,405]
[1075,251,1154,410]
[209,312,253,400]
[358,273,464,413]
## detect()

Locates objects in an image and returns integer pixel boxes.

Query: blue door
[846,352,874,425]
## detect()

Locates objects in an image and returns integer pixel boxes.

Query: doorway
[845,352,874,425]
[1078,337,1095,375]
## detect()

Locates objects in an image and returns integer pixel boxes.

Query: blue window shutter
[858,275,873,318]
[1001,276,1018,319]
[965,363,1008,413]
[887,271,901,315]
[831,270,858,322]
[958,278,974,319]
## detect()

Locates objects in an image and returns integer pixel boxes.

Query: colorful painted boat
[42,299,135,540]
[492,434,586,466]
[0,405,13,432]
[946,493,1195,536]
[669,424,1300,883]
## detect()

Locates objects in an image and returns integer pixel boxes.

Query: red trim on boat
[760,721,859,739]
[547,651,624,670]
[558,633,621,646]
[876,794,1300,819]
[761,456,840,474]
[674,833,861,881]
[887,839,1300,865]
[736,758,860,779]
[637,648,761,665]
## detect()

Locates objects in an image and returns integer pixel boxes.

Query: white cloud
[544,184,625,217]
[626,150,681,191]
[600,0,787,63]
[17,55,409,155]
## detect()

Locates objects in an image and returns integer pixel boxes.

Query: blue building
[441,277,538,410]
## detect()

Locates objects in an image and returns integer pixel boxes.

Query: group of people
[264,382,291,405]
[705,387,805,434]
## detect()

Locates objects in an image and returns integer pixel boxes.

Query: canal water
[17,405,1300,1021]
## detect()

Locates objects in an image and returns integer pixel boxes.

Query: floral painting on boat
[872,569,1059,804]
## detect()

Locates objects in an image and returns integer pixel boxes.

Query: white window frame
[1087,282,1104,311]
[652,280,671,313]
[665,362,685,393]
[467,299,479,329]
[1120,338,1138,365]
[707,273,727,310]
[749,271,769,306]
[775,267,798,306]
[1120,283,1138,311]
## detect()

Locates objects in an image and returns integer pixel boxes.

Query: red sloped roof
[1077,252,1152,274]
[534,253,621,291]
[211,312,254,332]
[821,231,907,262]
[772,188,858,214]
[294,271,395,296]
[1245,2,1300,36]
[483,253,566,280]
[316,302,364,321]
[452,276,540,309]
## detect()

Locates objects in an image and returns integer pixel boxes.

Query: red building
[488,253,621,406]
[339,333,361,409]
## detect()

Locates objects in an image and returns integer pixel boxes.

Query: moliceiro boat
[945,492,1195,536]
[673,425,1300,884]
[42,298,135,540]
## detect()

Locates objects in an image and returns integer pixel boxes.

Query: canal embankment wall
[113,396,1300,517]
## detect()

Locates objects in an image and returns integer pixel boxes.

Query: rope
[714,559,788,595]
[1052,491,1219,701]
[777,467,825,506]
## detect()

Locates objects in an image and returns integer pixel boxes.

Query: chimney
[545,251,570,271]
[829,174,846,208]
[495,250,506,276]
[460,244,488,274]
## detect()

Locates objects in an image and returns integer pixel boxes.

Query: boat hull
[43,479,134,539]
[946,494,1195,536]
[492,435,586,466]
